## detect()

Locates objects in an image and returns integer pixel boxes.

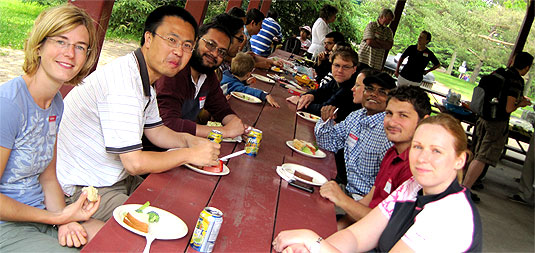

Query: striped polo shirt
[57,52,163,195]
[250,17,282,57]
[358,20,393,70]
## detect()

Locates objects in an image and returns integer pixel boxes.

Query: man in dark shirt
[314,32,345,82]
[394,31,440,86]
[463,52,533,202]
[155,14,248,139]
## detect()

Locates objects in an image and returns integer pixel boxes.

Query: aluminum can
[190,207,223,252]
[248,128,263,143]
[245,136,260,157]
[207,130,222,144]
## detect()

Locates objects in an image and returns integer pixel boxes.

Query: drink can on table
[248,128,263,143]
[190,207,223,252]
[207,130,222,144]
[245,136,260,157]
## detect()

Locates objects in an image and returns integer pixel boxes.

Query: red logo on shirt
[199,96,206,102]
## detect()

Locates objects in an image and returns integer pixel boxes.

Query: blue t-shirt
[0,76,63,216]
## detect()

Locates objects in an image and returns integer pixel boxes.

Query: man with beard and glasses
[315,72,396,207]
[155,15,248,140]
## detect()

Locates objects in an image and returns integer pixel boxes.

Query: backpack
[470,68,508,120]
[282,37,301,54]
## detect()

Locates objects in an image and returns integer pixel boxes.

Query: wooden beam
[247,0,261,11]
[185,0,209,26]
[508,0,534,67]
[260,0,272,15]
[225,0,243,12]
[64,0,114,98]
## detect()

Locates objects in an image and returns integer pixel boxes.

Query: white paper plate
[266,73,280,80]
[231,91,262,104]
[251,73,276,84]
[280,163,328,186]
[184,163,230,176]
[113,204,188,239]
[286,140,326,159]
[297,111,321,123]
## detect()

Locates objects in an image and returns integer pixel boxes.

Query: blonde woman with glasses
[0,4,103,251]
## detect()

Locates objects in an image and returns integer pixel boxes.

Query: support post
[226,0,243,12]
[185,0,209,26]
[247,0,261,11]
[382,0,406,70]
[260,0,272,15]
[508,0,534,67]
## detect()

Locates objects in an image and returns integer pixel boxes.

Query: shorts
[397,75,422,86]
[473,118,509,166]
[65,175,144,222]
[334,183,363,215]
[0,222,78,252]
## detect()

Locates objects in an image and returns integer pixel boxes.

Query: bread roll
[82,186,98,202]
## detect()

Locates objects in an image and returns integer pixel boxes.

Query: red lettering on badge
[48,116,56,122]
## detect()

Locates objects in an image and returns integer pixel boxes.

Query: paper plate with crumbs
[251,73,276,84]
[286,140,326,159]
[297,111,321,123]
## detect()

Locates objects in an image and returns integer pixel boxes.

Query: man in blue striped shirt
[315,72,396,198]
[250,11,282,57]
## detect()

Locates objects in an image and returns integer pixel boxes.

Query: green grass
[434,71,534,118]
[0,0,49,49]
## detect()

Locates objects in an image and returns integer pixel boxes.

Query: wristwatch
[309,237,323,253]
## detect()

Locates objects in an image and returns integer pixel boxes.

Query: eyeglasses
[46,37,90,55]
[201,37,228,58]
[364,85,389,96]
[234,35,245,43]
[154,33,194,53]
[332,63,354,71]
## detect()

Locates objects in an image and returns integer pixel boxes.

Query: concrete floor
[475,149,534,252]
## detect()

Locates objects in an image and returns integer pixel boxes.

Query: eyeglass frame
[364,85,389,96]
[332,63,355,71]
[153,32,194,53]
[200,37,228,58]
[234,35,245,43]
[46,37,91,55]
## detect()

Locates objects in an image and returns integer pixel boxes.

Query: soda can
[248,128,263,143]
[245,136,260,157]
[190,207,223,252]
[207,130,222,144]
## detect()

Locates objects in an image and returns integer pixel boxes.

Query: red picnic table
[82,50,338,252]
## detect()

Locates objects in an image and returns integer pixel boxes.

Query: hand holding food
[320,105,337,121]
[82,186,98,202]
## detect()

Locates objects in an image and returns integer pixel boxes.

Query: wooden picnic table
[82,49,337,252]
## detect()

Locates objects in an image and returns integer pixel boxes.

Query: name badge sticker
[423,52,429,57]
[384,178,392,194]
[346,133,358,148]
[199,96,206,109]
[48,115,57,135]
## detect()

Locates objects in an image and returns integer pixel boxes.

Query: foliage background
[5,0,535,96]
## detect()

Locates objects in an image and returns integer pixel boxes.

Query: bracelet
[309,237,323,253]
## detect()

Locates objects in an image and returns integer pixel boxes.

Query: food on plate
[292,139,317,155]
[207,121,223,127]
[82,186,98,202]
[123,201,160,233]
[307,113,320,120]
[191,160,224,173]
[272,66,281,72]
[294,171,313,182]
[124,211,149,233]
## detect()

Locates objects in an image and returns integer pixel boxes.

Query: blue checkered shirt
[315,108,392,195]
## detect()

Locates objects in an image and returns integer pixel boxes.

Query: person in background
[297,47,357,117]
[324,86,432,230]
[394,30,440,86]
[241,8,264,52]
[227,6,246,24]
[215,13,245,81]
[221,52,279,108]
[155,14,248,140]
[308,4,338,58]
[315,72,396,201]
[297,25,312,52]
[250,10,282,57]
[57,6,220,222]
[357,9,394,72]
[273,114,482,253]
[0,4,102,250]
[510,130,534,206]
[314,32,345,82]
[463,52,533,202]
